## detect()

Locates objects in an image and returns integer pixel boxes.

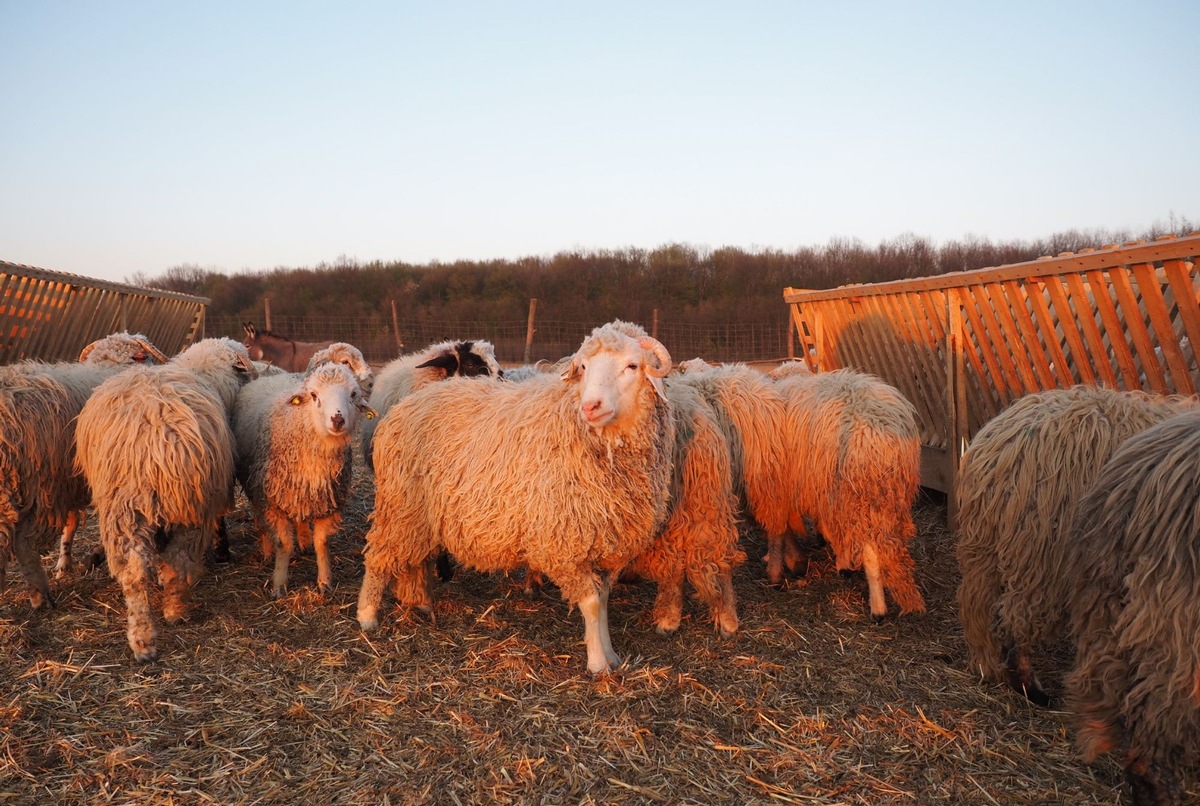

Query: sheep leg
[596,581,621,670]
[211,516,231,563]
[782,532,810,577]
[12,519,55,610]
[159,524,208,625]
[1124,753,1182,806]
[688,563,740,639]
[311,515,338,596]
[861,542,888,619]
[53,509,85,579]
[1002,643,1050,707]
[356,558,388,632]
[764,531,787,586]
[578,578,621,674]
[650,563,685,636]
[269,513,296,599]
[254,510,272,562]
[105,519,160,663]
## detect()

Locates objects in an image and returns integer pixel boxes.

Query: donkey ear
[242,322,257,337]
[415,353,460,377]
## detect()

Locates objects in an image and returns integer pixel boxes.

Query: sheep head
[307,342,376,397]
[79,332,169,366]
[414,340,501,381]
[289,363,376,439]
[563,324,671,432]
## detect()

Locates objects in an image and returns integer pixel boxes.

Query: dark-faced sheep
[955,385,1190,704]
[360,339,501,469]
[233,362,375,597]
[0,332,166,608]
[357,322,675,674]
[1065,409,1200,806]
[75,337,257,662]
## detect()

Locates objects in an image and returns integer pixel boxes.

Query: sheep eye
[627,363,638,371]
[310,391,318,402]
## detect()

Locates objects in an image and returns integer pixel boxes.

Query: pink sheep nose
[582,399,603,419]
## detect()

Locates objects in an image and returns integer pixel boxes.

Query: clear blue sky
[2,1,1197,285]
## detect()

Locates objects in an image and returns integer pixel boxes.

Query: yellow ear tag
[289,395,304,406]
[365,410,377,419]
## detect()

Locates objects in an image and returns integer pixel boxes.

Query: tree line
[129,220,1195,337]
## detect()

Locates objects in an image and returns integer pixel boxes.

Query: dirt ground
[0,460,1179,805]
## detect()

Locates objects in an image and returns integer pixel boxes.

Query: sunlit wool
[0,332,166,608]
[1065,409,1200,805]
[357,322,675,674]
[75,337,256,662]
[304,341,375,397]
[359,338,500,469]
[777,368,925,616]
[954,385,1189,686]
[233,362,373,598]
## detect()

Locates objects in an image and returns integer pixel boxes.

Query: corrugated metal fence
[783,234,1200,501]
[0,261,208,363]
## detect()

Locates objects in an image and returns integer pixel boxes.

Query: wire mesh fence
[206,314,793,366]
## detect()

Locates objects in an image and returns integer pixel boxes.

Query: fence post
[523,298,538,364]
[946,288,968,528]
[391,299,404,353]
[264,298,272,331]
[652,309,659,340]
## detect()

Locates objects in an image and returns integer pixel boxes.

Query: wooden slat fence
[783,233,1200,501]
[0,261,209,364]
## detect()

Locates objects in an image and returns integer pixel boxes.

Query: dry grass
[0,458,1179,805]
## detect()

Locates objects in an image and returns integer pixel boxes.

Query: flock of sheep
[0,320,1197,804]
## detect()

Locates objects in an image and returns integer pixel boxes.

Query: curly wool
[779,368,924,614]
[954,385,1189,682]
[306,342,375,397]
[672,364,790,539]
[627,378,744,636]
[1065,410,1200,778]
[0,332,165,603]
[363,335,674,611]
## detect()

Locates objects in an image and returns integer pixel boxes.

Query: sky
[1,1,1197,285]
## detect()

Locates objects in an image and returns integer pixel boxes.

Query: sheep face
[565,332,671,431]
[414,340,500,380]
[290,364,375,440]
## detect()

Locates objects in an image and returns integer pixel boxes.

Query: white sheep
[357,321,675,674]
[0,332,166,608]
[233,362,375,598]
[305,341,376,397]
[776,369,925,617]
[75,337,257,662]
[672,361,793,582]
[360,339,501,469]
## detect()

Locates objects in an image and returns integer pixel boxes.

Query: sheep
[233,362,375,598]
[672,361,793,583]
[0,332,167,608]
[1064,409,1200,806]
[360,339,501,469]
[775,368,925,618]
[357,321,675,674]
[628,376,744,637]
[767,360,813,381]
[955,385,1190,705]
[306,341,375,397]
[75,337,257,662]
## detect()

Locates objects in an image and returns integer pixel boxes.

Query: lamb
[672,361,793,582]
[767,360,813,381]
[954,385,1189,705]
[775,368,925,618]
[357,322,675,674]
[0,332,167,608]
[306,341,375,397]
[1064,409,1200,806]
[75,337,257,662]
[233,362,375,598]
[360,339,501,468]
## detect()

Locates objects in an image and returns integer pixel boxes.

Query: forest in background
[125,219,1196,363]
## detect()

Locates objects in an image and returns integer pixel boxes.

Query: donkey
[242,323,335,373]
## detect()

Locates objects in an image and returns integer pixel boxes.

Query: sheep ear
[560,358,579,382]
[357,401,378,419]
[289,394,304,406]
[416,353,460,377]
[648,375,667,402]
[234,354,259,379]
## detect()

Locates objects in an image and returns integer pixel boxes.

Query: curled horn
[639,337,672,378]
[78,340,99,362]
[134,337,169,364]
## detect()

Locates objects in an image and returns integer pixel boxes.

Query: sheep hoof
[85,550,106,573]
[654,623,680,636]
[358,617,379,632]
[1126,758,1182,806]
[316,583,332,597]
[131,643,158,664]
[270,587,287,601]
[1003,646,1051,707]
[30,591,55,611]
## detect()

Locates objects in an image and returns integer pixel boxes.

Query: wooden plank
[1131,261,1190,393]
[1110,265,1166,392]
[1024,278,1073,388]
[968,284,1025,399]
[957,287,1010,410]
[1095,268,1151,390]
[1163,259,1200,394]
[1064,272,1119,388]
[783,233,1200,304]
[881,294,944,446]
[946,288,968,525]
[990,280,1042,394]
